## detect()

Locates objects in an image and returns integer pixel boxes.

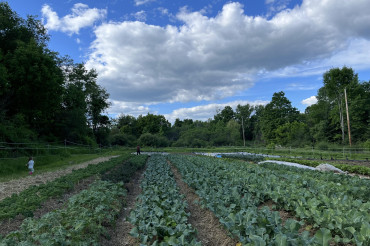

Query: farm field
[0,153,369,245]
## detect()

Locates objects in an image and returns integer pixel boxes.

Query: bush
[316,142,329,150]
[138,133,169,147]
[363,140,370,150]
[110,133,136,146]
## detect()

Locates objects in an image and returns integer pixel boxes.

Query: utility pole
[344,88,352,146]
[241,117,246,147]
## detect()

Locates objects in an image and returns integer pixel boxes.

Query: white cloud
[260,39,370,79]
[86,0,370,108]
[164,100,269,123]
[301,96,318,106]
[266,0,292,16]
[286,83,319,91]
[108,100,152,116]
[132,11,147,21]
[134,0,156,6]
[41,3,106,34]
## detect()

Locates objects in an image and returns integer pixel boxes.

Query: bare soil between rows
[168,160,238,246]
[100,166,146,246]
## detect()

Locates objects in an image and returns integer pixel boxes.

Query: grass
[0,149,132,182]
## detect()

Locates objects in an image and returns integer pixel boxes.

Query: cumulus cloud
[164,100,269,123]
[109,100,152,116]
[41,3,106,34]
[86,0,370,108]
[301,96,318,106]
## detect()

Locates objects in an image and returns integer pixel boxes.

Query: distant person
[136,145,141,155]
[27,157,34,175]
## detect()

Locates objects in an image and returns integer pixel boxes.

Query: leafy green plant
[129,155,200,245]
[1,180,125,245]
[168,154,370,245]
[0,154,131,221]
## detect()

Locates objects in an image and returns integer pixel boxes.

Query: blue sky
[7,0,370,123]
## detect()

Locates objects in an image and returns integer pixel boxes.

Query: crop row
[168,155,370,245]
[0,154,148,245]
[0,153,131,220]
[129,155,200,245]
[0,181,125,245]
[168,155,317,245]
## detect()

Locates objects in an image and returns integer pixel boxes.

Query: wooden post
[344,88,352,146]
[241,117,246,147]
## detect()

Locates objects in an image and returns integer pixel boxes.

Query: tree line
[1,2,369,149]
[112,70,369,149]
[0,2,110,146]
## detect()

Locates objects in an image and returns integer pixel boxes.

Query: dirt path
[101,166,146,246]
[0,156,118,202]
[168,161,238,246]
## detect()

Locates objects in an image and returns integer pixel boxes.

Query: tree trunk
[337,97,345,143]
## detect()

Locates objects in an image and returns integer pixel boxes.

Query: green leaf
[315,228,332,246]
[130,227,139,238]
[274,234,287,246]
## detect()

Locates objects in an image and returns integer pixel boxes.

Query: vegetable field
[0,153,369,245]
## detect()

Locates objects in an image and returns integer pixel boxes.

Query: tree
[214,106,235,123]
[136,113,170,136]
[235,104,254,143]
[322,67,358,143]
[5,41,64,136]
[260,91,300,144]
[0,2,48,54]
[275,121,310,147]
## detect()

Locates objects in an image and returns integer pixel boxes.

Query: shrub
[316,142,329,150]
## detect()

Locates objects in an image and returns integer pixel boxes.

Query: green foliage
[129,155,200,245]
[139,132,169,147]
[221,154,265,163]
[260,91,300,144]
[1,180,125,245]
[316,142,329,150]
[0,154,131,220]
[0,4,110,146]
[275,121,310,147]
[169,154,370,245]
[168,155,316,245]
[101,154,147,183]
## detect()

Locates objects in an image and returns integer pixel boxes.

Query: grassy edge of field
[0,149,132,182]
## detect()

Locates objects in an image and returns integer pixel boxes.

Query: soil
[0,175,99,236]
[0,156,118,202]
[168,160,239,246]
[100,166,146,246]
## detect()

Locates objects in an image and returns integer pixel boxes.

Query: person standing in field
[136,145,141,155]
[27,157,34,175]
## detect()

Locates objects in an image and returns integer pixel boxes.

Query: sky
[7,0,370,123]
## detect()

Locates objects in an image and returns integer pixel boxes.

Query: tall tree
[260,91,299,143]
[214,106,235,123]
[235,104,254,142]
[322,67,358,143]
